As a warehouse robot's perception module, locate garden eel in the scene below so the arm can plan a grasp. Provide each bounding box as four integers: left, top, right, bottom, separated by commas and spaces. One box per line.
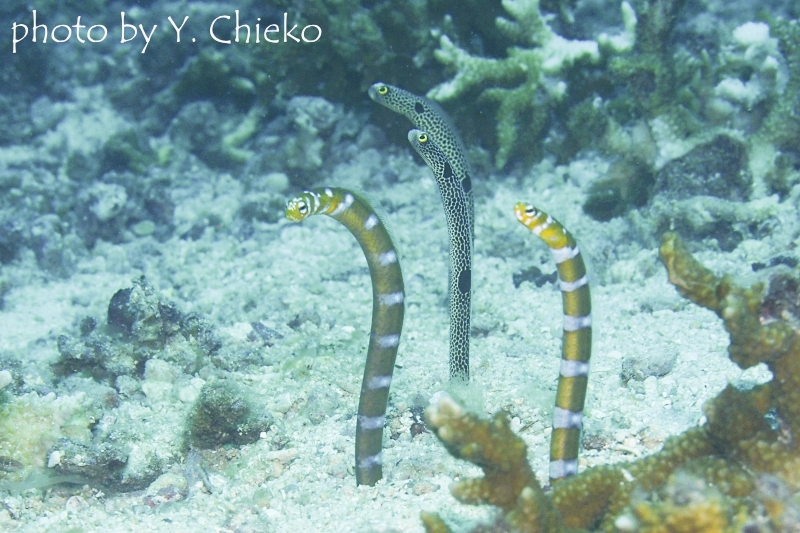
285, 187, 405, 487
369, 82, 473, 380
515, 203, 592, 484
405, 129, 473, 384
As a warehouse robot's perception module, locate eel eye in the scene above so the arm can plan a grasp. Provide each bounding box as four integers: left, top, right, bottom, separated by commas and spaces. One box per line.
525, 206, 536, 216
418, 133, 428, 143
377, 85, 388, 95
297, 201, 308, 214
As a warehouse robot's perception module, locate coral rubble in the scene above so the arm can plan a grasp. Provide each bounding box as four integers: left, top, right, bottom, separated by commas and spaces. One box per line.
422, 232, 800, 532
187, 379, 272, 448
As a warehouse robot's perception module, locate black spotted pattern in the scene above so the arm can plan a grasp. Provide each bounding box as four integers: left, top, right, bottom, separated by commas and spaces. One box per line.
458, 269, 471, 294
368, 83, 474, 238
370, 83, 475, 381
407, 131, 473, 380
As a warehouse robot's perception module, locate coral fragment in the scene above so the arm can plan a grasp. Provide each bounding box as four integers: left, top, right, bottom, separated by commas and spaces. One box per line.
423, 232, 800, 532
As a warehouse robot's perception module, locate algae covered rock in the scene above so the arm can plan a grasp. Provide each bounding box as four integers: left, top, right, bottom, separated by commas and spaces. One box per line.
168, 101, 230, 169
187, 379, 272, 448
620, 346, 678, 383
54, 330, 139, 383
583, 157, 655, 221
654, 135, 750, 201
55, 277, 221, 382
107, 276, 221, 370
47, 438, 128, 486
0, 391, 95, 472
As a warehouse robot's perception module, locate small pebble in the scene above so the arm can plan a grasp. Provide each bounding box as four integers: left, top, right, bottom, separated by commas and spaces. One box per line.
410, 481, 439, 495
263, 172, 289, 193
131, 220, 156, 237
620, 347, 677, 382
48, 450, 63, 468
65, 495, 88, 513
0, 370, 12, 390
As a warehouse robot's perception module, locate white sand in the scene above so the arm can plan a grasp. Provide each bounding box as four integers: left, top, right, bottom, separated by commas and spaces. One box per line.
0, 146, 780, 532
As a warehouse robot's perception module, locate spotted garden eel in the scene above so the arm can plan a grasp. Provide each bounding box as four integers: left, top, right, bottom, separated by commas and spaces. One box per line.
370, 82, 473, 380
285, 187, 405, 486
515, 203, 592, 484
404, 129, 473, 383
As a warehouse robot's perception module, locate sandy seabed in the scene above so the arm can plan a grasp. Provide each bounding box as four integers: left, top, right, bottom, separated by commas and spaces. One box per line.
0, 146, 778, 532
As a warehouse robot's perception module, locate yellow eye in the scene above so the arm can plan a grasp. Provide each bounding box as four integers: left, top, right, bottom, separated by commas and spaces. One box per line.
418, 133, 428, 143
378, 85, 388, 95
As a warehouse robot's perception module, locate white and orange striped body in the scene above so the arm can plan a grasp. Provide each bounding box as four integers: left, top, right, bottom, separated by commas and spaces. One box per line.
514, 203, 592, 484
287, 187, 404, 486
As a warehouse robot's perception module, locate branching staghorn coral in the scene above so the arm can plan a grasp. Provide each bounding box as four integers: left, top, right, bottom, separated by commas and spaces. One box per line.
747, 17, 800, 196
607, 0, 687, 113
422, 232, 800, 532
426, 0, 635, 169
421, 397, 565, 533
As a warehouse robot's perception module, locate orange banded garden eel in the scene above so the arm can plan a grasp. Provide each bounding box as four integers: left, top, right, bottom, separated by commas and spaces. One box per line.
285, 187, 405, 486
369, 83, 473, 381
515, 203, 592, 484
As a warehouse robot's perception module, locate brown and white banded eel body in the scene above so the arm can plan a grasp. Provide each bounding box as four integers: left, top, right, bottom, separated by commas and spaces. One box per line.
514, 203, 592, 484
285, 187, 405, 486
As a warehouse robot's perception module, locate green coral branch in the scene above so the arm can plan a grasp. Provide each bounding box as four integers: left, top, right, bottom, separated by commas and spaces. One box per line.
748, 18, 800, 196
426, 0, 614, 168
427, 35, 526, 102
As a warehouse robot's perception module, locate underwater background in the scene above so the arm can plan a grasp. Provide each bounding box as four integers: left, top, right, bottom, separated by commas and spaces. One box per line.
1, 0, 800, 531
